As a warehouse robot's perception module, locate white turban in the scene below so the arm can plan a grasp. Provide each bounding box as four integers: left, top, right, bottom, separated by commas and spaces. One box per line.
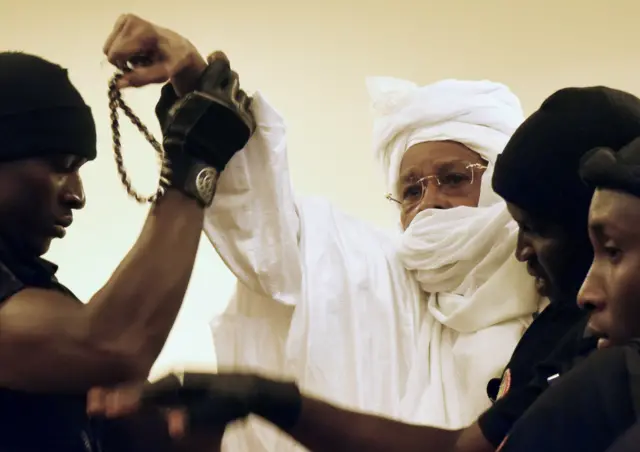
366, 76, 524, 207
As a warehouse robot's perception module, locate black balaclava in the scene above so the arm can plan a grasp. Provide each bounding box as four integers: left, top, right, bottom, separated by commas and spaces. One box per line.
0, 51, 97, 162
492, 86, 640, 231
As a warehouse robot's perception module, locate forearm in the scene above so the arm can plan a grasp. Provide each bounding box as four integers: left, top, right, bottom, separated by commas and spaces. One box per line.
138, 374, 463, 452
86, 189, 204, 377
281, 396, 461, 452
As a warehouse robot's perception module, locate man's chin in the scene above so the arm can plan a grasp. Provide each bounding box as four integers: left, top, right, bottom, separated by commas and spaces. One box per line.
534, 276, 550, 297
30, 236, 53, 257
1, 231, 52, 258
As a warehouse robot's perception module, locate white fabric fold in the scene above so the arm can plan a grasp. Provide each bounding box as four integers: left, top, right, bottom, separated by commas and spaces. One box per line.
399, 204, 516, 296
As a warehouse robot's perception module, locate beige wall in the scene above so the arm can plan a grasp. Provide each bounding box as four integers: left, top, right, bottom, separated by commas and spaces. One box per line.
1, 0, 638, 377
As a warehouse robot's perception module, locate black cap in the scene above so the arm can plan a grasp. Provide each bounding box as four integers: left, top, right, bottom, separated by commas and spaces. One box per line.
492, 86, 640, 227
0, 52, 97, 161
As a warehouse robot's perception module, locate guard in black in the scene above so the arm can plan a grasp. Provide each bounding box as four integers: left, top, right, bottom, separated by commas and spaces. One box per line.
0, 15, 254, 452
496, 136, 640, 451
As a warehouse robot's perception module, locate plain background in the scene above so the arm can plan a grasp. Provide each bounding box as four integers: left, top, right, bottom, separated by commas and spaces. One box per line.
1, 0, 639, 378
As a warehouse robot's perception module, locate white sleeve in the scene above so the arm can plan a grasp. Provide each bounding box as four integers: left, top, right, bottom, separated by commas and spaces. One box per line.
203, 92, 302, 306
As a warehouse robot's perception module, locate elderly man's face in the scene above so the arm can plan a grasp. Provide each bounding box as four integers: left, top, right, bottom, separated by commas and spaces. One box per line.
578, 188, 640, 348
397, 141, 486, 230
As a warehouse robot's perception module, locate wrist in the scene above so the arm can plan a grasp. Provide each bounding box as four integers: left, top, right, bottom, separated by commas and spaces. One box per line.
250, 376, 302, 431
160, 187, 204, 208
164, 149, 219, 208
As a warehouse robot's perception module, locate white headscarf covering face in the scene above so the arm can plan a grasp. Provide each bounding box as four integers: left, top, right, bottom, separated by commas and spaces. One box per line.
367, 76, 525, 294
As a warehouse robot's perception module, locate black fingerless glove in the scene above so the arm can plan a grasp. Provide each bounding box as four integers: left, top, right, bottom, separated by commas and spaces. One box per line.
141, 373, 302, 432
251, 375, 303, 430
154, 56, 256, 206
155, 57, 255, 172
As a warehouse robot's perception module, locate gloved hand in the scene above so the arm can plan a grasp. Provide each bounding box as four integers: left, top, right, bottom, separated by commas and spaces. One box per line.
152, 51, 256, 206
140, 372, 302, 433
158, 51, 256, 173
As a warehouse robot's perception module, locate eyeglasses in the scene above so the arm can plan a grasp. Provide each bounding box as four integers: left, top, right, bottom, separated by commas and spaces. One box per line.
386, 162, 487, 208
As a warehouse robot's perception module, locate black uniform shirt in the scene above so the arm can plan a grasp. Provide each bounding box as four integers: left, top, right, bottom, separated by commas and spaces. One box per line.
477, 300, 596, 448
501, 342, 640, 452
0, 242, 102, 452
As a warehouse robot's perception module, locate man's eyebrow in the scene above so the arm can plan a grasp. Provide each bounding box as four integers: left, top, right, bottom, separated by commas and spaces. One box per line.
588, 218, 633, 243
588, 221, 606, 239
398, 169, 421, 185
431, 158, 472, 168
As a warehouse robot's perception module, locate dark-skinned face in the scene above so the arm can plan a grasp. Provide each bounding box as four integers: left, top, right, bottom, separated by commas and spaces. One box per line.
579, 188, 640, 348
0, 154, 87, 257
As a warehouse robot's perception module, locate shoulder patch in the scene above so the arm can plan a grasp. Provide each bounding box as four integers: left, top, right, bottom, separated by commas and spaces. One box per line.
497, 368, 512, 400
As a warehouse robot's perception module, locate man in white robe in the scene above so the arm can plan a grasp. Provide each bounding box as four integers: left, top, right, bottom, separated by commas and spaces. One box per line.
204, 76, 541, 451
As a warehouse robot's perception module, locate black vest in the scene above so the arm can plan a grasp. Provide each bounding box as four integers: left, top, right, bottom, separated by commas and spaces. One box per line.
0, 244, 103, 452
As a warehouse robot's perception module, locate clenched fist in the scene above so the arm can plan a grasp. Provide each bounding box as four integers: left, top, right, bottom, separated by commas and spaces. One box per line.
103, 14, 207, 95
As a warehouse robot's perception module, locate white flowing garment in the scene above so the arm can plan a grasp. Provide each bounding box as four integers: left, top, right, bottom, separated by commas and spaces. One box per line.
205, 79, 541, 451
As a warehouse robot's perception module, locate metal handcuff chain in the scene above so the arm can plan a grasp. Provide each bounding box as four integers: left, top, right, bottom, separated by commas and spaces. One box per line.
108, 72, 171, 204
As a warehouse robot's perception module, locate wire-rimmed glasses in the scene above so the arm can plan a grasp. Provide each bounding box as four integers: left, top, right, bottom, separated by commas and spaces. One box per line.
386, 162, 487, 208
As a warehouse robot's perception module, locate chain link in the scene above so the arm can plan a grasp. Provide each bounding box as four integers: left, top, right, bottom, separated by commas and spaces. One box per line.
108, 73, 172, 203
